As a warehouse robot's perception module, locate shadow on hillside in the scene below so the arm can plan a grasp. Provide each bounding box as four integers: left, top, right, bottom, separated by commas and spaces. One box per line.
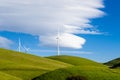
110, 63, 120, 69
66, 75, 87, 80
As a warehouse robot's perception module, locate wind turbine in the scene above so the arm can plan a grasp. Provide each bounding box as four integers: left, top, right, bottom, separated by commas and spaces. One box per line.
56, 26, 60, 56
23, 46, 30, 53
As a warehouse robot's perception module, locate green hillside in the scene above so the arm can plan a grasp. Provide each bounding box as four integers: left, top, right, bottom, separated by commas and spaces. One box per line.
0, 48, 71, 80
104, 58, 120, 69
33, 66, 120, 80
0, 71, 22, 80
47, 55, 103, 66
33, 56, 120, 80
0, 48, 120, 80
104, 58, 120, 67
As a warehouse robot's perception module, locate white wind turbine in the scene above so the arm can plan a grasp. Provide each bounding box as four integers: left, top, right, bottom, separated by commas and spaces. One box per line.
18, 37, 30, 53
23, 46, 30, 53
56, 26, 60, 56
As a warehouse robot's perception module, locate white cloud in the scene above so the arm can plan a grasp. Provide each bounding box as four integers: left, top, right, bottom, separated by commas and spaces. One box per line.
40, 33, 86, 49
0, 0, 105, 49
0, 36, 13, 48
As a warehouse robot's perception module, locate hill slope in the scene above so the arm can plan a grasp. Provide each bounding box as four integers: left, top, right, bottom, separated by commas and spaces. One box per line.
1, 49, 120, 80
0, 71, 22, 80
104, 58, 120, 68
0, 48, 71, 80
47, 55, 103, 66
33, 55, 120, 80
104, 58, 120, 66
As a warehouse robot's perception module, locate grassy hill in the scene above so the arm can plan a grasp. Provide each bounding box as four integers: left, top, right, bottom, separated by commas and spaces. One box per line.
104, 58, 120, 68
33, 66, 120, 80
104, 58, 120, 66
0, 48, 120, 80
0, 48, 71, 80
33, 56, 120, 80
47, 55, 103, 66
0, 71, 22, 80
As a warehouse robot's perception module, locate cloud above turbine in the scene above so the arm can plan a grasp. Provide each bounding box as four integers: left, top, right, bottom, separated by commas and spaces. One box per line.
0, 0, 105, 49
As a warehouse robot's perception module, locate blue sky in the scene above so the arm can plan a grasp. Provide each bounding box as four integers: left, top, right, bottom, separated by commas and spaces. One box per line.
80, 0, 120, 62
0, 0, 120, 62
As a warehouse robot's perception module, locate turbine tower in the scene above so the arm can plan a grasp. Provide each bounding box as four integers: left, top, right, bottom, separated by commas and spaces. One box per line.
57, 26, 60, 56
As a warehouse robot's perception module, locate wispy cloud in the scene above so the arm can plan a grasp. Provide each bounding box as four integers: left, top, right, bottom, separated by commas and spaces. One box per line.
0, 0, 105, 49
0, 36, 13, 48
29, 49, 92, 54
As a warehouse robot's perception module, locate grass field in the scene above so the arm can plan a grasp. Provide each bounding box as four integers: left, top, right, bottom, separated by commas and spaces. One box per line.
0, 48, 120, 80
47, 55, 103, 66
33, 66, 120, 80
104, 57, 120, 67
0, 48, 71, 80
33, 56, 120, 80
